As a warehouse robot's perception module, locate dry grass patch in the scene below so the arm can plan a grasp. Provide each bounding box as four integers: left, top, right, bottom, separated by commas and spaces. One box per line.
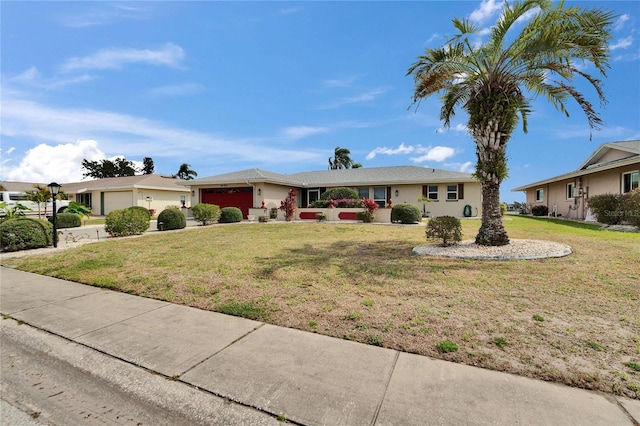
4, 217, 639, 399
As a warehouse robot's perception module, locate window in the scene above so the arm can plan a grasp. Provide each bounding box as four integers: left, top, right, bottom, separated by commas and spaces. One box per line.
78, 193, 92, 207
357, 188, 369, 199
425, 185, 438, 200
447, 185, 458, 200
373, 187, 386, 207
566, 182, 575, 200
536, 188, 544, 202
308, 189, 320, 205
622, 171, 639, 193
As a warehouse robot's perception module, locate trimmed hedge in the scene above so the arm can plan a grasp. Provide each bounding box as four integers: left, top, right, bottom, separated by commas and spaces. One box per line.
531, 205, 549, 217
157, 207, 186, 230
391, 203, 421, 224
106, 208, 151, 236
623, 188, 640, 228
128, 206, 151, 221
320, 187, 359, 201
191, 203, 221, 225
219, 207, 243, 223
0, 217, 53, 252
49, 212, 81, 228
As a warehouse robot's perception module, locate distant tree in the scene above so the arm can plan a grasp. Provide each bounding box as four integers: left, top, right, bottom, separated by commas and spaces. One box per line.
82, 158, 138, 179
142, 157, 155, 174
25, 184, 66, 218
174, 163, 198, 180
328, 147, 356, 170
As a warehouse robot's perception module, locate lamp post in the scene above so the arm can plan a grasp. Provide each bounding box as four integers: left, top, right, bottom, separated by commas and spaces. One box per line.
48, 182, 61, 248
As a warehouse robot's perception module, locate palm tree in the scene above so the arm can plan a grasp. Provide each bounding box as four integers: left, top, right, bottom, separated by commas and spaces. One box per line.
329, 147, 355, 170
174, 163, 198, 180
407, 0, 615, 246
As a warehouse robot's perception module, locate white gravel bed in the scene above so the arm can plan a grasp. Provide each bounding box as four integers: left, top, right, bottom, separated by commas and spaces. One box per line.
413, 239, 572, 260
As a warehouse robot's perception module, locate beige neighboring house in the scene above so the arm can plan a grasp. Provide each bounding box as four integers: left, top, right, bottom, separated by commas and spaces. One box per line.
185, 165, 482, 220
62, 174, 191, 216
512, 140, 640, 220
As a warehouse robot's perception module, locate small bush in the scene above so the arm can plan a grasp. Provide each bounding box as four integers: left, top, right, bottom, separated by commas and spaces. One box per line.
500, 202, 507, 216
356, 211, 375, 223
258, 215, 269, 223
587, 193, 623, 224
316, 213, 327, 221
426, 216, 462, 246
127, 206, 151, 221
49, 212, 81, 228
391, 203, 421, 224
279, 189, 297, 221
191, 203, 221, 225
219, 207, 243, 223
320, 187, 359, 201
270, 207, 278, 219
106, 208, 151, 236
311, 198, 364, 208
622, 188, 640, 228
531, 205, 549, 217
0, 217, 53, 252
157, 207, 186, 230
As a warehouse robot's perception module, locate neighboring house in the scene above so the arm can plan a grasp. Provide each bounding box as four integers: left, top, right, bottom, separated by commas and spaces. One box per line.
512, 140, 640, 220
61, 174, 191, 215
0, 181, 47, 192
185, 165, 482, 220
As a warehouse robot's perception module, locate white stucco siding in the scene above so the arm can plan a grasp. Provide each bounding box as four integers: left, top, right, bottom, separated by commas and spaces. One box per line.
103, 191, 133, 214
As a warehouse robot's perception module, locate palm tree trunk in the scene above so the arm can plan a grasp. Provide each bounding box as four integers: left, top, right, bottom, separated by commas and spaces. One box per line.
476, 180, 509, 246
473, 118, 510, 246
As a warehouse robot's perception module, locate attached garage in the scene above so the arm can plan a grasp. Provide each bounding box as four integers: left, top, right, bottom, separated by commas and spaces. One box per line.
201, 187, 253, 218
101, 191, 133, 215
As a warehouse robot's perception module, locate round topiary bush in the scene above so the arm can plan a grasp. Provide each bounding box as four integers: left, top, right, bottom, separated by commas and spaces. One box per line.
106, 208, 151, 236
127, 206, 151, 221
320, 187, 359, 201
191, 203, 221, 225
0, 217, 53, 252
391, 203, 421, 224
157, 207, 186, 230
219, 207, 243, 223
49, 212, 81, 228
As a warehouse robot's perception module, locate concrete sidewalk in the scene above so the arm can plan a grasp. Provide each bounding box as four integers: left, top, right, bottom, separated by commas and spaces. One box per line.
1, 266, 638, 425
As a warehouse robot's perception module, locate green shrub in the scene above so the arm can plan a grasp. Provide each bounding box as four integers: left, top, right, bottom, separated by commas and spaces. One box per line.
270, 207, 278, 219
127, 206, 151, 221
316, 213, 327, 221
320, 187, 359, 201
622, 188, 640, 228
587, 193, 623, 224
391, 203, 421, 224
426, 216, 462, 246
219, 207, 243, 223
0, 217, 53, 252
356, 211, 375, 223
436, 340, 459, 353
258, 215, 269, 223
531, 205, 549, 217
106, 208, 151, 236
49, 212, 81, 228
191, 203, 220, 225
157, 207, 186, 230
500, 202, 507, 216
61, 201, 92, 219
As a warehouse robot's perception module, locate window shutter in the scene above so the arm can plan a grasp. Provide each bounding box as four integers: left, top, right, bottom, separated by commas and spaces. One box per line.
387, 186, 392, 202
458, 183, 464, 200
422, 185, 428, 197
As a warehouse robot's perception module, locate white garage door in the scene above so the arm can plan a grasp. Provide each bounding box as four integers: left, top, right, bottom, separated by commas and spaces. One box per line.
103, 191, 133, 215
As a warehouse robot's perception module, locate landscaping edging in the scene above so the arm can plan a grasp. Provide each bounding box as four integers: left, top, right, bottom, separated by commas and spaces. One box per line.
413, 239, 572, 260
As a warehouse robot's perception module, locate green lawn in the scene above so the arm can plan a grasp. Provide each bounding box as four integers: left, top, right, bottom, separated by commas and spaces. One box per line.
4, 216, 639, 399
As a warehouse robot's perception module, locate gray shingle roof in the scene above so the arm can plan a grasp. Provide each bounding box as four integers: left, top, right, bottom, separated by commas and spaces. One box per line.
189, 166, 476, 188
61, 174, 190, 193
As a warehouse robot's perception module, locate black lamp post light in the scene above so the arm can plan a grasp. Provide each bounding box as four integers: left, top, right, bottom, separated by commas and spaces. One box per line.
48, 182, 61, 248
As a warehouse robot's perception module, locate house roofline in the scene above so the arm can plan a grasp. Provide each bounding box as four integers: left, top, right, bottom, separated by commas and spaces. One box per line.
512, 155, 639, 192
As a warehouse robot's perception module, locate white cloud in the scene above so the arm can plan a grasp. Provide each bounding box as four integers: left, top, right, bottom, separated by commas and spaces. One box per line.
9, 67, 96, 90
278, 7, 302, 15
322, 76, 357, 88
58, 4, 149, 28
319, 87, 388, 109
445, 161, 474, 173
610, 36, 633, 51
615, 14, 630, 31
469, 0, 503, 25
366, 143, 414, 160
411, 146, 456, 163
282, 126, 329, 140
61, 43, 185, 72
2, 140, 106, 183
13, 67, 39, 82
148, 83, 204, 96
436, 123, 469, 134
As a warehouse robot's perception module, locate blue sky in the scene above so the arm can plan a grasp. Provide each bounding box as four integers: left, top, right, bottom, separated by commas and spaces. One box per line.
1, 1, 638, 202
